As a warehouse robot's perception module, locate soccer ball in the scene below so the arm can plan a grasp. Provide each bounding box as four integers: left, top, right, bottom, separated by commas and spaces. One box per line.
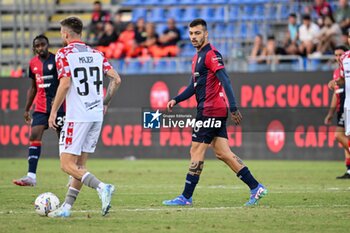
34, 192, 60, 216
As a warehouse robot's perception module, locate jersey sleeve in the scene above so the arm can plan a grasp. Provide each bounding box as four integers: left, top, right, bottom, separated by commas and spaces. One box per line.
102, 56, 112, 74
205, 50, 225, 73
55, 49, 71, 80
28, 62, 35, 79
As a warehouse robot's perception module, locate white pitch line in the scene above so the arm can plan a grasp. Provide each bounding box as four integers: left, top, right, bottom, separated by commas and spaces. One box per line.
1, 204, 350, 215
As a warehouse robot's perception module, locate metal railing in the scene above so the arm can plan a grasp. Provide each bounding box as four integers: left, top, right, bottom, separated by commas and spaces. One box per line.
111, 55, 336, 75
0, 0, 54, 76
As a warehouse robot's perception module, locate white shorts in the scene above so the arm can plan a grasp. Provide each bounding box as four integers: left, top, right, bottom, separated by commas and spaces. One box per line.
59, 121, 102, 156
345, 107, 350, 136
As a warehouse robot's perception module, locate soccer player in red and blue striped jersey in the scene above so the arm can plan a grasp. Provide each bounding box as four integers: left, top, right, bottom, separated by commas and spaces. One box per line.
163, 19, 267, 206
324, 46, 350, 179
13, 35, 65, 187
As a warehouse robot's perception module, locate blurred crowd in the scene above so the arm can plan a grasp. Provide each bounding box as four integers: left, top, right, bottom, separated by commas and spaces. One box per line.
88, 0, 350, 63
87, 1, 181, 59
250, 0, 350, 62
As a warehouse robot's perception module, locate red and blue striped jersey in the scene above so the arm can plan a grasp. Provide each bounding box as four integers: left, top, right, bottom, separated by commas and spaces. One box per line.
191, 43, 227, 117
28, 53, 64, 113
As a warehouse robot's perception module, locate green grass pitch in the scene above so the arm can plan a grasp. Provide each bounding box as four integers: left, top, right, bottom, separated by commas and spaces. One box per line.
0, 159, 349, 233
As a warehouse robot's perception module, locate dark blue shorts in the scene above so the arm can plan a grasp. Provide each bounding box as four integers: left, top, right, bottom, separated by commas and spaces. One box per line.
32, 111, 65, 132
191, 116, 227, 144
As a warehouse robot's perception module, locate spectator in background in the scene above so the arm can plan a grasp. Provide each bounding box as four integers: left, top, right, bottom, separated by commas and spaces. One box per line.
87, 1, 111, 44
261, 35, 286, 64
108, 22, 136, 59
298, 14, 320, 56
159, 18, 181, 57
96, 21, 118, 47
308, 0, 333, 27
135, 18, 147, 47
142, 22, 162, 58
284, 13, 299, 55
334, 0, 350, 43
250, 34, 265, 63
113, 11, 127, 37
315, 15, 343, 54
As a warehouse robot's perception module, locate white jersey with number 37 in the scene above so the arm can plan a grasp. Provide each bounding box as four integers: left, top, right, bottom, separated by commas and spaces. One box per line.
56, 42, 112, 122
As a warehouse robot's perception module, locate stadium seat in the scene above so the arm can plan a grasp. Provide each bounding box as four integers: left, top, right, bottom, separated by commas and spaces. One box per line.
124, 60, 142, 74
195, 0, 211, 4
213, 23, 226, 39
252, 22, 260, 35
180, 43, 195, 57
213, 7, 225, 22
225, 23, 235, 38
156, 23, 168, 36
200, 7, 215, 22
167, 7, 182, 22
149, 8, 166, 23
209, 0, 226, 4
132, 8, 147, 22
159, 0, 178, 4
239, 22, 247, 39
229, 6, 239, 21
182, 7, 199, 22
242, 5, 254, 20
143, 0, 161, 5
254, 5, 265, 20
121, 0, 143, 6
266, 4, 277, 20
179, 0, 195, 5
154, 60, 170, 73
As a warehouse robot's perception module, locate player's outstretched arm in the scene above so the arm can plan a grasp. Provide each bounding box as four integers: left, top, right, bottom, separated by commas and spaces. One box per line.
168, 77, 195, 112
103, 68, 122, 114
49, 76, 71, 129
24, 78, 37, 124
216, 68, 242, 125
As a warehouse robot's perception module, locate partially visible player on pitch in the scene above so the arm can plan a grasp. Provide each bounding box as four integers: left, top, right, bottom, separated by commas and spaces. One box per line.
162, 18, 267, 207
47, 16, 121, 217
324, 45, 350, 179
13, 35, 65, 187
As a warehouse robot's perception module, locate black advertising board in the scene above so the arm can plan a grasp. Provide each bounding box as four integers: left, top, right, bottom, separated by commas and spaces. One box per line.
0, 71, 343, 160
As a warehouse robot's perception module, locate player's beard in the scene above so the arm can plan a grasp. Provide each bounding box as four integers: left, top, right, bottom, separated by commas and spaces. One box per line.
62, 40, 68, 47
192, 37, 205, 49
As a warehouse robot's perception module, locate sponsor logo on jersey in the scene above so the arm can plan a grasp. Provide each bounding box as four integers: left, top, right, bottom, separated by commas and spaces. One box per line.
84, 99, 101, 110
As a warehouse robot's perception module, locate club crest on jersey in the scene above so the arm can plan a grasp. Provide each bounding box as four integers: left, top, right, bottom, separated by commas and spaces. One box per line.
48, 64, 53, 70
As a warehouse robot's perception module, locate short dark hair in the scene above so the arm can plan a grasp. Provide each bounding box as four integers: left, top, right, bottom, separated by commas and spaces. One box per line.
289, 13, 297, 18
267, 35, 275, 40
60, 16, 83, 35
302, 14, 311, 20
334, 45, 349, 52
189, 18, 207, 30
94, 1, 101, 5
32, 34, 49, 48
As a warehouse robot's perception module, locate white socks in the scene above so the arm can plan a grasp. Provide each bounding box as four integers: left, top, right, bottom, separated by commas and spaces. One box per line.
27, 172, 36, 179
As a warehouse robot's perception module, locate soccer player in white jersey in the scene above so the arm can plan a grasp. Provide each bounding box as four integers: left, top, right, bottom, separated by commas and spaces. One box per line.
47, 16, 121, 218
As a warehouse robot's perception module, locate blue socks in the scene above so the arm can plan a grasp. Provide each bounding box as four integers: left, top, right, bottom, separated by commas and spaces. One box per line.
182, 173, 200, 199
237, 167, 259, 190
28, 141, 41, 175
